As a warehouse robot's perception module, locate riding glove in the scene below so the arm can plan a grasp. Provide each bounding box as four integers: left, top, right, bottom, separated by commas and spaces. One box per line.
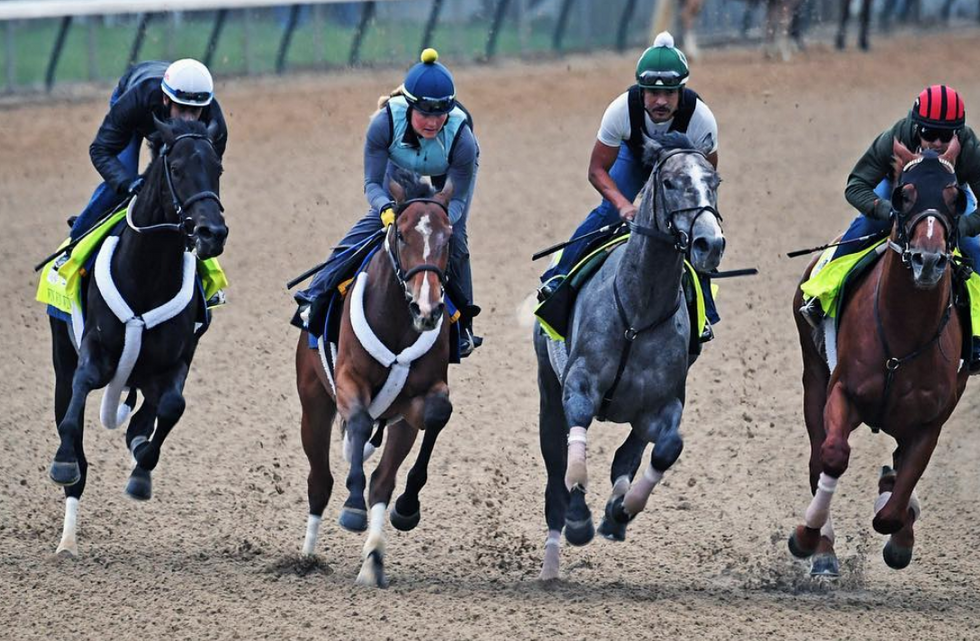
870, 198, 893, 221
380, 203, 396, 228
123, 177, 145, 196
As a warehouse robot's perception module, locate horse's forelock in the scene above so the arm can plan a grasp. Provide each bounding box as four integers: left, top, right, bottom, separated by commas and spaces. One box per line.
642, 132, 697, 168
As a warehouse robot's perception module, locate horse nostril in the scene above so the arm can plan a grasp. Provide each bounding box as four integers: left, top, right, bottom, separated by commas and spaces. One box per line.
409, 302, 421, 317
693, 237, 710, 255
911, 253, 925, 266
197, 226, 214, 241
433, 302, 445, 318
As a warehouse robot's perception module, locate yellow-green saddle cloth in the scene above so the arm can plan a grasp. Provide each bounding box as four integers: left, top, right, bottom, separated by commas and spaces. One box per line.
36, 207, 228, 332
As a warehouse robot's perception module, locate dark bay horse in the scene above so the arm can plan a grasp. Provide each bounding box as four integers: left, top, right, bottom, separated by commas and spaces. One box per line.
789, 139, 968, 576
48, 117, 227, 556
533, 134, 725, 580
295, 174, 454, 588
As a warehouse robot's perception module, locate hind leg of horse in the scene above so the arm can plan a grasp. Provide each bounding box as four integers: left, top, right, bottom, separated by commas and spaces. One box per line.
121, 400, 156, 501
873, 429, 938, 538
391, 386, 453, 532
560, 368, 600, 548
297, 337, 337, 554
876, 464, 918, 570
127, 362, 190, 501
50, 334, 111, 487
615, 399, 684, 523
536, 339, 571, 580
355, 421, 418, 588
598, 430, 646, 542
789, 380, 859, 572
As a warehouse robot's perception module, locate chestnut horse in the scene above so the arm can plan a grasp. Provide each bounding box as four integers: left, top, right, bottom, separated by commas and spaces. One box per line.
789, 139, 969, 576
295, 174, 454, 587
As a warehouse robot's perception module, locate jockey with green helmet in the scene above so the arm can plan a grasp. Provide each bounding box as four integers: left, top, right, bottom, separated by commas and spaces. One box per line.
69, 59, 228, 241
296, 49, 482, 356
539, 32, 720, 335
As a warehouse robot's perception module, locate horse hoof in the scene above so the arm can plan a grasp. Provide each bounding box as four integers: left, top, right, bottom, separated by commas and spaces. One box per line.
125, 467, 152, 501
609, 495, 635, 525
597, 517, 626, 542
49, 461, 80, 487
883, 540, 913, 570
810, 553, 840, 578
564, 486, 594, 547
355, 551, 388, 588
389, 504, 420, 532
787, 528, 817, 559
338, 507, 368, 532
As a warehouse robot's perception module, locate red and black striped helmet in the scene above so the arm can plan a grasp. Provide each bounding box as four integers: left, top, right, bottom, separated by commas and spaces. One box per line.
912, 85, 966, 130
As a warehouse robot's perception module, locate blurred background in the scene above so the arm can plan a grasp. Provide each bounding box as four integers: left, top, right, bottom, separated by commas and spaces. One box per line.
3, 0, 979, 95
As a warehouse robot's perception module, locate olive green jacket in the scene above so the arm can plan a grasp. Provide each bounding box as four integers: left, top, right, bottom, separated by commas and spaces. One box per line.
844, 114, 980, 235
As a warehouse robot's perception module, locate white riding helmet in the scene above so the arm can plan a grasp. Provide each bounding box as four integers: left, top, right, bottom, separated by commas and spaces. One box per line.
162, 59, 214, 107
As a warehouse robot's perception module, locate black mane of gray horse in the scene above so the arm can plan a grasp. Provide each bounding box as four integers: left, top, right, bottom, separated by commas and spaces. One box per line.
47, 116, 227, 556
534, 135, 724, 580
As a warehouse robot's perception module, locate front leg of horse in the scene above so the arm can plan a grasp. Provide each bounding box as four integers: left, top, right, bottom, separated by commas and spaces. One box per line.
128, 363, 189, 501
339, 408, 373, 532
606, 400, 684, 529
50, 347, 111, 486
598, 430, 646, 542
561, 372, 599, 547
788, 381, 859, 577
391, 388, 452, 532
875, 465, 919, 570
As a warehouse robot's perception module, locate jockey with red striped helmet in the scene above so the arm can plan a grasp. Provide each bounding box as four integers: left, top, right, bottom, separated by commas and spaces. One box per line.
801, 85, 980, 363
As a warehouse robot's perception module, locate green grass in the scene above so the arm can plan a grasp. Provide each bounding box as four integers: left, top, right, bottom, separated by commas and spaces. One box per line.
0, 11, 623, 91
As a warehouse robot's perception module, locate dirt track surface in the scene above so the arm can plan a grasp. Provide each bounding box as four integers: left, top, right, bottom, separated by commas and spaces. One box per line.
3, 33, 980, 641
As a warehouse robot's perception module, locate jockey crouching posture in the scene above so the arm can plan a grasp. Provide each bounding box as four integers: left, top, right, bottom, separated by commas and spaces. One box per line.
800, 85, 980, 368
70, 58, 229, 306
538, 31, 721, 340
295, 49, 482, 356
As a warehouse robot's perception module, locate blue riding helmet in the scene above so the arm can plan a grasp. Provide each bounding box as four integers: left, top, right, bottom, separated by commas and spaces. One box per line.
402, 48, 456, 116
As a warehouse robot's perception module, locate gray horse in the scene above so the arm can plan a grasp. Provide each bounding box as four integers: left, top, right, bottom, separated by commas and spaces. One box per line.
533, 134, 725, 580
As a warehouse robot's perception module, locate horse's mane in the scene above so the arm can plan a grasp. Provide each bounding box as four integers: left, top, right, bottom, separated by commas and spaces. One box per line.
391, 167, 436, 202
642, 132, 697, 167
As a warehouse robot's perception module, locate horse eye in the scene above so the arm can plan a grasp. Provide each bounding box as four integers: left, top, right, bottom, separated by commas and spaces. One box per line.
664, 179, 675, 189
396, 231, 405, 242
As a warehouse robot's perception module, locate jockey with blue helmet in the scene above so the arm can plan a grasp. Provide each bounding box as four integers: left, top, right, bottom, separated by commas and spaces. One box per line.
537, 32, 721, 339
69, 59, 228, 241
296, 49, 482, 356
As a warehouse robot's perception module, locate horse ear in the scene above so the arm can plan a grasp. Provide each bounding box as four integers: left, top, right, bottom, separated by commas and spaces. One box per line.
941, 133, 962, 165
891, 137, 915, 181
435, 178, 454, 207
388, 177, 406, 205
154, 114, 175, 146
642, 138, 665, 168
207, 118, 221, 144
892, 183, 915, 215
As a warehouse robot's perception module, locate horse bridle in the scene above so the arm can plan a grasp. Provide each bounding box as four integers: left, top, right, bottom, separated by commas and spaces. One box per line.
127, 132, 224, 241
385, 198, 450, 297
627, 148, 724, 256
888, 206, 958, 267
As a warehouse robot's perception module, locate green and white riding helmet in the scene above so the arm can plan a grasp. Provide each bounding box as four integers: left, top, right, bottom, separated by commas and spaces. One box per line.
635, 31, 689, 90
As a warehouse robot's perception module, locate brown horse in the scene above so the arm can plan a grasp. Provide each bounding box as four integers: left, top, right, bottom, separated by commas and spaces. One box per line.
295, 175, 454, 587
789, 138, 969, 577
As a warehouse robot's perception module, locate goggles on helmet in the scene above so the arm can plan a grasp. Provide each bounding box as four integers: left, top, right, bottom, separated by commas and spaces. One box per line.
163, 81, 212, 106
409, 95, 455, 115
918, 126, 957, 143
637, 70, 684, 88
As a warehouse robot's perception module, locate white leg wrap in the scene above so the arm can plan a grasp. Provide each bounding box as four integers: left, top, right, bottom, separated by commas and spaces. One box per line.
874, 490, 921, 521
611, 475, 631, 498
56, 497, 79, 556
565, 427, 588, 490
540, 529, 561, 580
623, 464, 664, 516
874, 490, 892, 516
302, 514, 322, 556
363, 503, 387, 557
820, 514, 835, 545
804, 472, 838, 529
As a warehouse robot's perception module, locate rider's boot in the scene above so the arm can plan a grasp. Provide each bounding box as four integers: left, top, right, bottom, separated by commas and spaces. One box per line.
537, 275, 566, 303
799, 296, 825, 330
459, 317, 483, 358
699, 323, 715, 343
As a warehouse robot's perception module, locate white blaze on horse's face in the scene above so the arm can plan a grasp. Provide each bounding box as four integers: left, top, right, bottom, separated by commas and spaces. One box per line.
400, 209, 448, 333
679, 156, 725, 273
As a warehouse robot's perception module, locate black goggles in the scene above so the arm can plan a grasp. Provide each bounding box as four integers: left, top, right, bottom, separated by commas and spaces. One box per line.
918, 126, 957, 143
163, 82, 211, 105
637, 70, 684, 88
411, 96, 455, 115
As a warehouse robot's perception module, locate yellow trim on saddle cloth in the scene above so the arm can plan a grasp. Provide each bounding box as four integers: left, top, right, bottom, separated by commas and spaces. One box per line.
36, 206, 229, 314
534, 234, 710, 341
800, 239, 980, 339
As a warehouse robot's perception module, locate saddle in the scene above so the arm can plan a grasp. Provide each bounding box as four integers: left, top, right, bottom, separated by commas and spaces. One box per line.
800, 238, 978, 364
535, 230, 709, 356
295, 230, 465, 364
36, 207, 226, 340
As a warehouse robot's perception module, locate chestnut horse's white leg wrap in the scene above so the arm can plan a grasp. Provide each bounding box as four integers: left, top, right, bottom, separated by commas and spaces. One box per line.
805, 472, 838, 530
564, 427, 588, 491
873, 489, 921, 521
820, 514, 835, 545
356, 503, 388, 586
623, 464, 664, 516
302, 514, 322, 556
56, 497, 79, 556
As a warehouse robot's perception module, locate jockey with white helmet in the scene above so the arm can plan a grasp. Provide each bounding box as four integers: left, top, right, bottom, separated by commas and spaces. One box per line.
69, 58, 228, 241
296, 49, 482, 356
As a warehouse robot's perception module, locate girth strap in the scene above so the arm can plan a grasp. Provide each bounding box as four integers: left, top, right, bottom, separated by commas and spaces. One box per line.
598, 281, 682, 420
